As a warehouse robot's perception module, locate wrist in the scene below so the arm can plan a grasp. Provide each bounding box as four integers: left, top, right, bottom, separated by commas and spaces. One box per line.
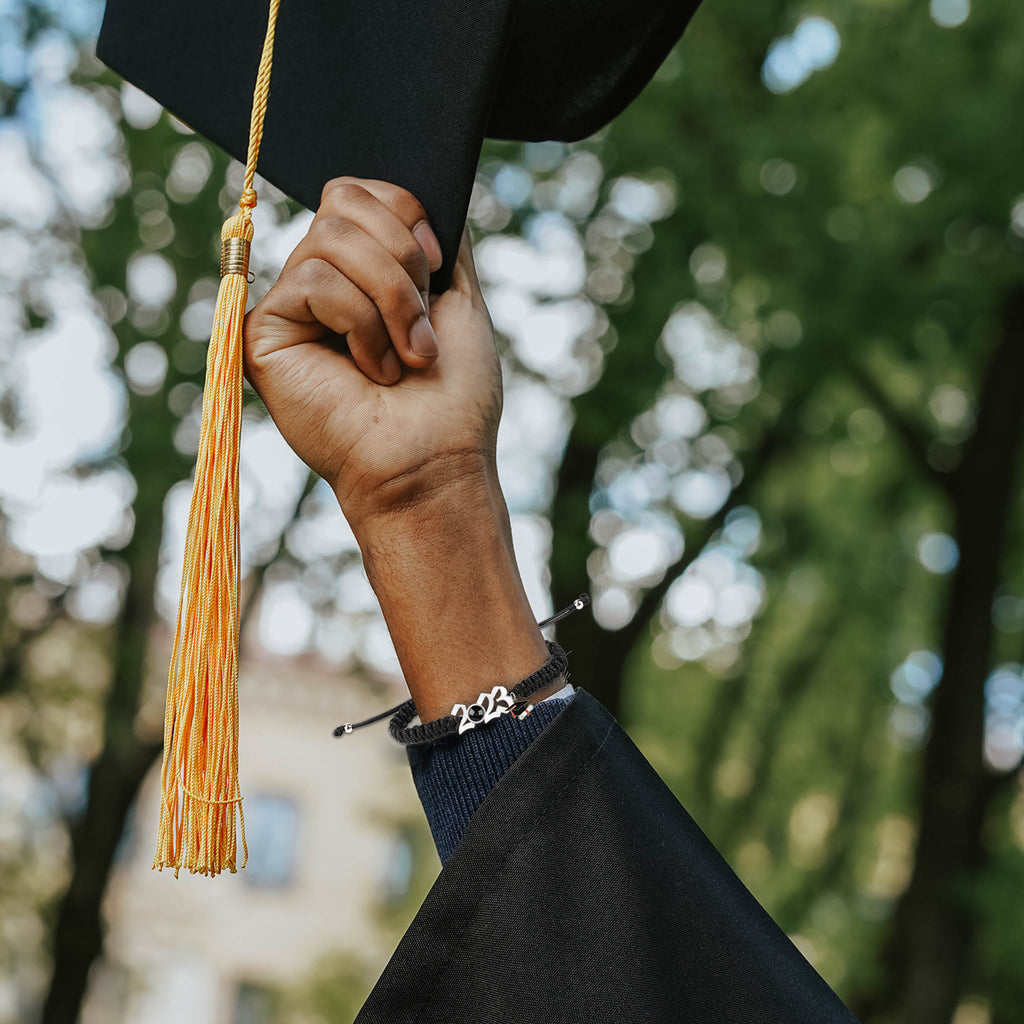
352, 461, 508, 566
344, 469, 550, 722
334, 449, 498, 541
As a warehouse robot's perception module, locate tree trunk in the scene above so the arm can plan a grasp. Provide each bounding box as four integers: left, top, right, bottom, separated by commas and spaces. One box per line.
41, 736, 161, 1024
40, 397, 171, 1024
865, 289, 1024, 1024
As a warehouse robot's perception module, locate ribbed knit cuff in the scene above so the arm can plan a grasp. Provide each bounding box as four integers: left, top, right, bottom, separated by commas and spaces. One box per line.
408, 694, 574, 864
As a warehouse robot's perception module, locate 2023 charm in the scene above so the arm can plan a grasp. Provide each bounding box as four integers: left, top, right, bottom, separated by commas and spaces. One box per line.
452, 685, 535, 734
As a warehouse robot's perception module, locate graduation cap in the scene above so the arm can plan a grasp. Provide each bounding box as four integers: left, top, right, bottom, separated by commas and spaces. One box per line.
97, 0, 700, 293
95, 0, 702, 876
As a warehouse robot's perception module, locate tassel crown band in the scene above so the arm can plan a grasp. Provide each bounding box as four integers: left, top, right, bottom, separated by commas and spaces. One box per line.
221, 237, 252, 278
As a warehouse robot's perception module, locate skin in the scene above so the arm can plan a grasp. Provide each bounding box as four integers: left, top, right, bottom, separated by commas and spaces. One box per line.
243, 176, 562, 722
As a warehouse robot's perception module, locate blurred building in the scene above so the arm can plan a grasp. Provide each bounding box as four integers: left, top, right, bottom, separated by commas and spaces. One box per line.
80, 649, 430, 1024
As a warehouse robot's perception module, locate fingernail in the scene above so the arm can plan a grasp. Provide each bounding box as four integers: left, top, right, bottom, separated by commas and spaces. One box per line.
420, 290, 430, 314
409, 315, 438, 358
413, 220, 442, 270
380, 347, 401, 382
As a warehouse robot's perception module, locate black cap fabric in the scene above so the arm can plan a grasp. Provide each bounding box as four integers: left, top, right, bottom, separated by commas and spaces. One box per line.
96, 0, 701, 293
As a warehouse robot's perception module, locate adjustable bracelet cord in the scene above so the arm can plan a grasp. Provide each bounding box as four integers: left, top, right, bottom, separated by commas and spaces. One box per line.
333, 593, 590, 739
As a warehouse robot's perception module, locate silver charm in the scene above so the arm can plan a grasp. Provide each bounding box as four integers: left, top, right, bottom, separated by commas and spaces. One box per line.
452, 685, 516, 734
510, 700, 534, 720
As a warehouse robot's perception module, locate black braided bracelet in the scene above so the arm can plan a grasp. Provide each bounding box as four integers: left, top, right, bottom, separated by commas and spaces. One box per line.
333, 594, 589, 744
388, 639, 569, 746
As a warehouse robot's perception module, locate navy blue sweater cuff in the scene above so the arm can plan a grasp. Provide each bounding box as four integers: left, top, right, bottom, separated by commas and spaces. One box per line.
407, 696, 574, 864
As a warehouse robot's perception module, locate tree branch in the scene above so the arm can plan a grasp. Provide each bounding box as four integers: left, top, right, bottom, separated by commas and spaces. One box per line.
618, 422, 788, 658
845, 359, 952, 495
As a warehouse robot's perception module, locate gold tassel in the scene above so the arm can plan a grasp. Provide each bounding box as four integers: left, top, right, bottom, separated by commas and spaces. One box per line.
154, 0, 281, 877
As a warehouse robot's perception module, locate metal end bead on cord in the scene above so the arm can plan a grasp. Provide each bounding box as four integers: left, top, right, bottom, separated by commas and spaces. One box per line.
221, 237, 251, 278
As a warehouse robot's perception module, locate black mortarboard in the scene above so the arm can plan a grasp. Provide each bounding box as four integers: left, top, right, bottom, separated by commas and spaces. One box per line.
96, 0, 701, 293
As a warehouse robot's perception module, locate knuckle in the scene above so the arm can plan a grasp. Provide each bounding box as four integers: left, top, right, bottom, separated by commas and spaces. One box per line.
241, 305, 282, 379
312, 213, 358, 247
393, 187, 427, 225
371, 265, 419, 321
396, 236, 428, 276
342, 289, 381, 338
367, 180, 426, 227
373, 295, 407, 331
320, 177, 370, 209
319, 177, 343, 205
294, 256, 334, 290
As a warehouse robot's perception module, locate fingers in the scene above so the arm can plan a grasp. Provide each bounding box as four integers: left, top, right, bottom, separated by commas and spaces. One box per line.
285, 177, 443, 288
306, 218, 440, 364
333, 178, 444, 274
249, 257, 402, 386
270, 177, 444, 378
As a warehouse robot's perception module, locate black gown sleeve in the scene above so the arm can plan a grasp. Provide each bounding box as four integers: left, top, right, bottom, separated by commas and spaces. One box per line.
407, 691, 575, 863
356, 689, 860, 1024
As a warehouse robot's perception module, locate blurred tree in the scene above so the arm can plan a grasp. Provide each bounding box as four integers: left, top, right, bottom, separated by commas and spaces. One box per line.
0, 7, 338, 1020
537, 1, 1024, 1022
2, 0, 1024, 1023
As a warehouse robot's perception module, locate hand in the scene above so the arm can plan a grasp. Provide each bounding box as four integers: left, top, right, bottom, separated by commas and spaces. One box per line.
242, 176, 555, 720
243, 176, 502, 533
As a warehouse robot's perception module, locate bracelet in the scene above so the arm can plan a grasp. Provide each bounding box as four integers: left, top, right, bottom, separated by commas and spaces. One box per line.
333, 594, 589, 744
388, 639, 568, 746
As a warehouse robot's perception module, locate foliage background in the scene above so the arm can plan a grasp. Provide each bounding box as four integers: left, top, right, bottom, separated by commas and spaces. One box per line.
1, 0, 1023, 1022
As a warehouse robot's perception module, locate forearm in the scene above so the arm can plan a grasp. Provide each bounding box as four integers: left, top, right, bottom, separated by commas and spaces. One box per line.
342, 465, 557, 722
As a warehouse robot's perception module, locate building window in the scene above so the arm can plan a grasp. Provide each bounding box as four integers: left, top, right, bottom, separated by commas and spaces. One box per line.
244, 793, 299, 888
232, 981, 279, 1024
379, 832, 414, 906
